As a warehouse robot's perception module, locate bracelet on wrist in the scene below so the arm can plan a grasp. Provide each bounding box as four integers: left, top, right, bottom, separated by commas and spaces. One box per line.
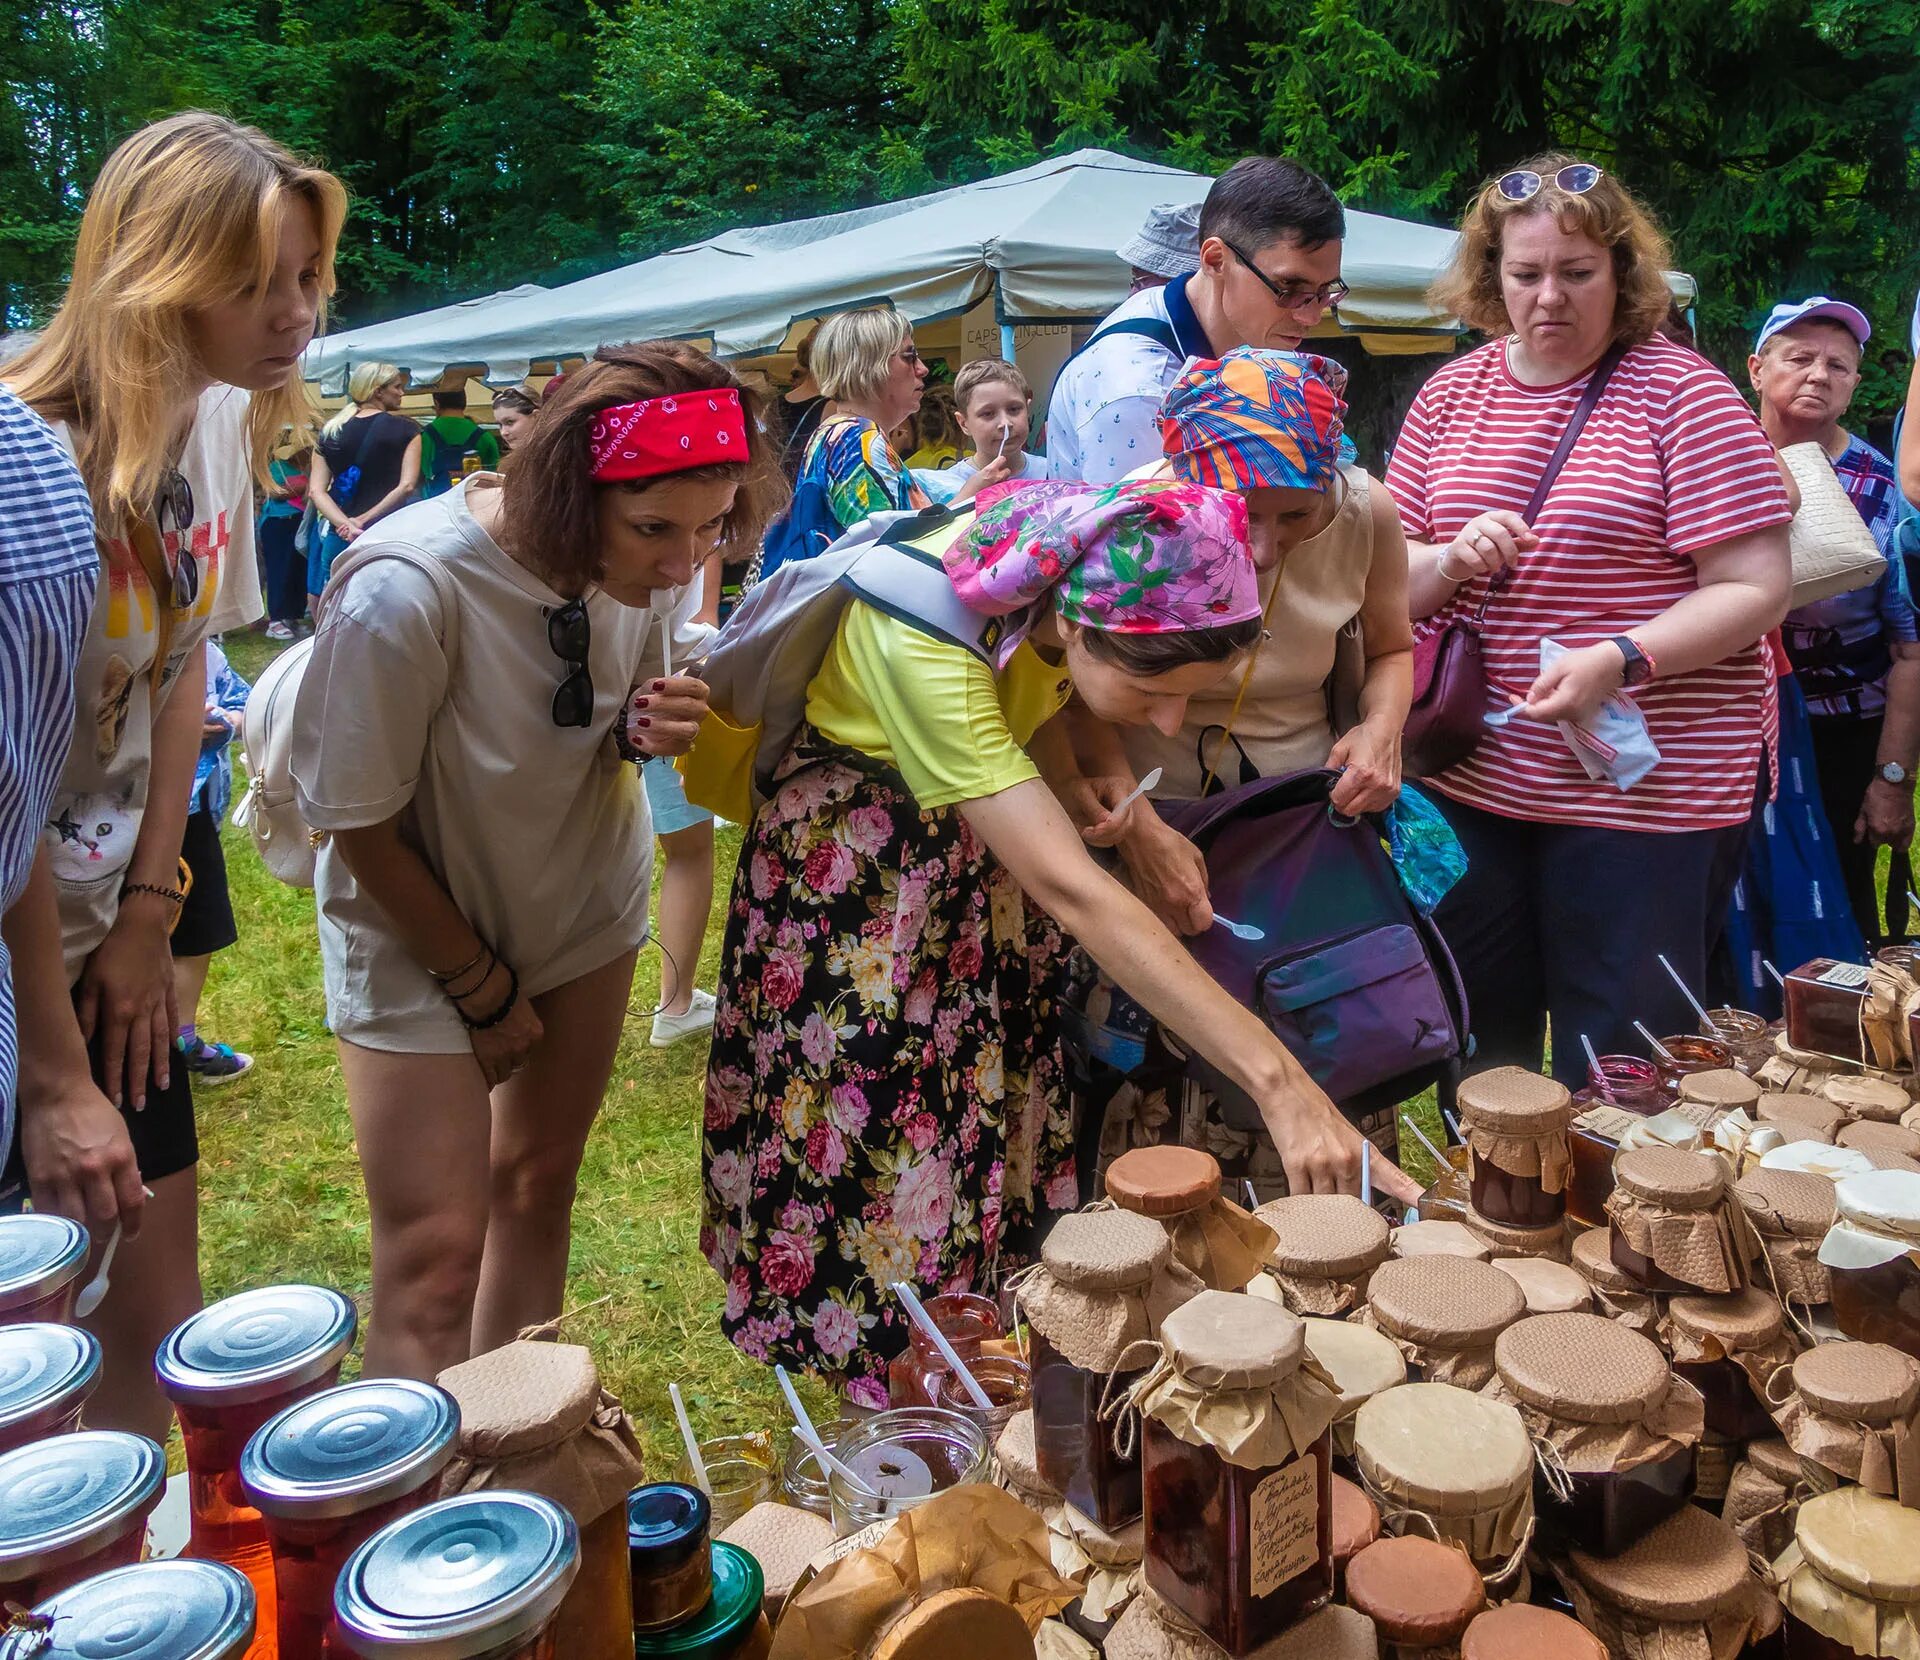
457, 964, 520, 1031
120, 881, 186, 909
430, 942, 490, 986
1435, 548, 1469, 584
441, 951, 498, 1003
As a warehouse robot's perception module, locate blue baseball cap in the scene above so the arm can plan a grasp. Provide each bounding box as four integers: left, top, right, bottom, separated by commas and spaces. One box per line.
1755, 296, 1872, 354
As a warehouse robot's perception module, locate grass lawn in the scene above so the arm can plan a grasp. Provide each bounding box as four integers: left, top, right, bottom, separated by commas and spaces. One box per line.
203, 629, 1448, 1469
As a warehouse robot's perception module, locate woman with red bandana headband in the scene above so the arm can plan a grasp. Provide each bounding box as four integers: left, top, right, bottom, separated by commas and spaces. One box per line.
290, 341, 784, 1378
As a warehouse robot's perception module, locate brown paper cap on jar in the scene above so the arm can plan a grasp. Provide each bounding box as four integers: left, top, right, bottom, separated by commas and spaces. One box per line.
994, 1409, 1048, 1497
1861, 1148, 1920, 1174
719, 1501, 835, 1614
1493, 1312, 1670, 1426
1792, 1340, 1920, 1424
1612, 1145, 1728, 1210
1457, 1067, 1572, 1136
1569, 1226, 1640, 1293
1366, 1255, 1527, 1349
1491, 1256, 1591, 1314
1758, 1092, 1846, 1141
1837, 1118, 1920, 1160
1330, 1472, 1381, 1565
1678, 1068, 1762, 1110
873, 1587, 1035, 1660
1744, 1436, 1804, 1487
1462, 1602, 1609, 1660
1345, 1535, 1485, 1644
1390, 1220, 1490, 1261
1109, 1595, 1375, 1660
1256, 1193, 1391, 1278
1353, 1382, 1533, 1516
1795, 1486, 1920, 1604
1105, 1146, 1221, 1218
1060, 1502, 1144, 1568
1819, 1074, 1912, 1123
1159, 1288, 1303, 1388
1463, 1210, 1569, 1261
1301, 1317, 1406, 1413
1667, 1287, 1786, 1351
1039, 1209, 1170, 1291
1569, 1502, 1752, 1620
1734, 1168, 1836, 1240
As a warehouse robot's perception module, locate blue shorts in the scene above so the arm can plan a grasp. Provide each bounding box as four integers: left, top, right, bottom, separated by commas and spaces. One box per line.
643, 756, 713, 834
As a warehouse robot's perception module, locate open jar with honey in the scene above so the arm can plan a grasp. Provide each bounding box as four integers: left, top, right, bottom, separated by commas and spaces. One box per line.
1457, 1068, 1572, 1229
238, 1377, 460, 1660
931, 1354, 1030, 1447
1775, 1487, 1920, 1660
1818, 1168, 1920, 1359
1105, 1145, 1276, 1293
1653, 1035, 1734, 1097
0, 1559, 256, 1659
0, 1429, 165, 1608
1605, 1146, 1755, 1294
0, 1322, 99, 1454
1135, 1291, 1337, 1656
886, 1292, 1001, 1409
332, 1492, 578, 1659
825, 1406, 990, 1538
1701, 1008, 1774, 1073
155, 1284, 358, 1656
0, 1215, 88, 1327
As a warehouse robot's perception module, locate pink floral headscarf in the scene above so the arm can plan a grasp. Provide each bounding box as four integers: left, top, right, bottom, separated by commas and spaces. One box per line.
943, 479, 1259, 668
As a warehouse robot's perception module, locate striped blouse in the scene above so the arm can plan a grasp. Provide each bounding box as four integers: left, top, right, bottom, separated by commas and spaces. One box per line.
1386, 336, 1792, 832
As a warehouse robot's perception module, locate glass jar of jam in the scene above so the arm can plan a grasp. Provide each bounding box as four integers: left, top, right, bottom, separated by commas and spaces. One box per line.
1025, 1209, 1197, 1531
1606, 1146, 1751, 1295
1107, 1144, 1278, 1294
0, 1321, 99, 1454
0, 1429, 165, 1608
1819, 1169, 1920, 1359
0, 1558, 256, 1659
931, 1354, 1030, 1448
0, 1214, 88, 1327
1777, 1340, 1920, 1501
156, 1284, 358, 1658
1254, 1194, 1390, 1317
1463, 1603, 1609, 1660
1839, 1118, 1920, 1163
677, 1433, 776, 1533
1414, 1141, 1474, 1224
1568, 1224, 1657, 1333
1137, 1291, 1336, 1655
1819, 1073, 1913, 1124
1359, 1255, 1526, 1389
626, 1483, 711, 1635
1758, 1091, 1845, 1145
777, 1418, 856, 1518
1488, 1312, 1698, 1558
332, 1493, 578, 1659
1735, 1167, 1835, 1309
886, 1292, 1001, 1408
1662, 1290, 1789, 1443
1565, 1502, 1767, 1660
1299, 1318, 1405, 1475
631, 1541, 769, 1660
1701, 1008, 1774, 1074
1573, 1053, 1667, 1113
1329, 1472, 1379, 1596
824, 1407, 990, 1538
1777, 1488, 1920, 1660
1344, 1534, 1484, 1658
1785, 958, 1875, 1063
1653, 1035, 1734, 1097
1567, 1083, 1666, 1229
1458, 1068, 1572, 1229
238, 1377, 459, 1660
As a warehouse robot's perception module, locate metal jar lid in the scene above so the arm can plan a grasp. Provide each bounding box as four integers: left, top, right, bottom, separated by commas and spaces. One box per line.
240, 1379, 460, 1520
0, 1559, 255, 1659
155, 1285, 357, 1406
0, 1430, 166, 1580
0, 1215, 88, 1313
0, 1322, 100, 1436
333, 1491, 580, 1657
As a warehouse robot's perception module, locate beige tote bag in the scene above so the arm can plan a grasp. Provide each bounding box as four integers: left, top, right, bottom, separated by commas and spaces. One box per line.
1781, 440, 1886, 607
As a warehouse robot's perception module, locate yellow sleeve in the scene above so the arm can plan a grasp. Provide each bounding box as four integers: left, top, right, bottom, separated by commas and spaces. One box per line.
807, 603, 1040, 809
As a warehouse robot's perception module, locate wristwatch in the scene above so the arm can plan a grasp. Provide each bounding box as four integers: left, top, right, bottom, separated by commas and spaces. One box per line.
1611, 635, 1654, 688
1880, 761, 1911, 787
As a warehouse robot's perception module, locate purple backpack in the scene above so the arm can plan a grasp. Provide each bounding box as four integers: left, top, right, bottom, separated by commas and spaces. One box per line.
1156, 767, 1467, 1124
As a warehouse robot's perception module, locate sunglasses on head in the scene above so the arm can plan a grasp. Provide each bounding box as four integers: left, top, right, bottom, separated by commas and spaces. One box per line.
1496, 164, 1604, 204
548, 598, 593, 728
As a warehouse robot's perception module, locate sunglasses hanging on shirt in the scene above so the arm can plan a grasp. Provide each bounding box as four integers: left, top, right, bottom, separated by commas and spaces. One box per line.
548, 597, 594, 727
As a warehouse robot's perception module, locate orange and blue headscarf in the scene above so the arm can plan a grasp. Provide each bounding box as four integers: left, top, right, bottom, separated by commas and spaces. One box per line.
1159, 348, 1349, 492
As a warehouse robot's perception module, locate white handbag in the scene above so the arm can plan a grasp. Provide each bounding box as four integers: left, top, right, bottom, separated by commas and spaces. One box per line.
1780, 440, 1886, 607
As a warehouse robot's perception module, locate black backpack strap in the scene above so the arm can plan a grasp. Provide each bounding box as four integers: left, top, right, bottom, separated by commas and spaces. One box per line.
1089, 315, 1179, 353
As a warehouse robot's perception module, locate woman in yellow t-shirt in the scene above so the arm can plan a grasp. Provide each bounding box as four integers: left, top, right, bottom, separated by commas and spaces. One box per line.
701, 479, 1414, 1403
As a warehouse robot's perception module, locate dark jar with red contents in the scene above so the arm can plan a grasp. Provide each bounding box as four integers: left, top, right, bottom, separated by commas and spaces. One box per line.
332, 1492, 579, 1660
1138, 1290, 1337, 1656
0, 1214, 89, 1329
0, 1429, 165, 1609
1784, 959, 1874, 1063
1606, 1146, 1749, 1296
0, 1322, 101, 1455
1567, 1059, 1666, 1228
886, 1292, 1001, 1408
239, 1377, 460, 1660
157, 1285, 358, 1660
1664, 1290, 1789, 1444
1, 1558, 260, 1659
1822, 1170, 1920, 1362
1458, 1068, 1572, 1229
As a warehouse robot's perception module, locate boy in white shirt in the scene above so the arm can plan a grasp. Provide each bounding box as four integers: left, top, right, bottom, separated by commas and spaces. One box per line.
916, 358, 1060, 504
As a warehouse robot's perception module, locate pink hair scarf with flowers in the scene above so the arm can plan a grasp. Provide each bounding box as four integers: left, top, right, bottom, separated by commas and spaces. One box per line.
588, 389, 748, 482
943, 478, 1260, 669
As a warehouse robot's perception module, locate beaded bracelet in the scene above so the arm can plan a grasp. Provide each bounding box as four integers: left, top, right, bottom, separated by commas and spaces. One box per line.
457, 964, 520, 1031
121, 880, 187, 908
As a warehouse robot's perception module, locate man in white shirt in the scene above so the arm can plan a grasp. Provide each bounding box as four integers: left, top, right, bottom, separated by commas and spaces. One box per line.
1050, 157, 1349, 483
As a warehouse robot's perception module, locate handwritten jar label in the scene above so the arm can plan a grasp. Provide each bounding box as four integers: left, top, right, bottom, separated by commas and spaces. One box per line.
1248, 1456, 1319, 1599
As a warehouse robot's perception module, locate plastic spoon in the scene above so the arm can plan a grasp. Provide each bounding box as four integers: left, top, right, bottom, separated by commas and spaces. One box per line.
668, 1383, 710, 1496
1763, 960, 1787, 989
1242, 1179, 1259, 1210
891, 1281, 992, 1409
1213, 914, 1266, 942
1580, 1034, 1615, 1103
73, 1186, 151, 1319
1656, 952, 1715, 1030
1634, 1020, 1676, 1063
774, 1364, 878, 1495
1107, 767, 1163, 821
1398, 1113, 1451, 1173
996, 420, 1012, 461
1441, 1108, 1463, 1144
1360, 1142, 1372, 1207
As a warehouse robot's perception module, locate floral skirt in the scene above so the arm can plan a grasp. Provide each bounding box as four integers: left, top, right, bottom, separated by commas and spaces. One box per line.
700, 729, 1076, 1405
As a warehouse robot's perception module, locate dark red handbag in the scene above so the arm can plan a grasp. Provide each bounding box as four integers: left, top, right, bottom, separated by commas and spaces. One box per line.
1401, 345, 1625, 779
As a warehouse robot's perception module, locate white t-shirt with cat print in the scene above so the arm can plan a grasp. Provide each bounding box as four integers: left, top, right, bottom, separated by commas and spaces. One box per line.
43, 386, 262, 978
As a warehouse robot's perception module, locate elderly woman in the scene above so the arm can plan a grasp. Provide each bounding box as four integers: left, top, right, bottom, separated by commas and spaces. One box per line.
1388, 156, 1793, 1085
701, 479, 1407, 1401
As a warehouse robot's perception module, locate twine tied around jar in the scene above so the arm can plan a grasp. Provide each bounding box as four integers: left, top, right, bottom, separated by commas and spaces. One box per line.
1354, 1470, 1538, 1597
1861, 960, 1920, 1073
1096, 1336, 1169, 1462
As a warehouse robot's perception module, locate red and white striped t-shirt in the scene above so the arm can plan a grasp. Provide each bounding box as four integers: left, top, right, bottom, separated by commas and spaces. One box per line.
1386, 336, 1792, 832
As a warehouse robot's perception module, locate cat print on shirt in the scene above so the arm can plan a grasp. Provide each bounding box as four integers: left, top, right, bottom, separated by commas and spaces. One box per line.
47, 786, 138, 886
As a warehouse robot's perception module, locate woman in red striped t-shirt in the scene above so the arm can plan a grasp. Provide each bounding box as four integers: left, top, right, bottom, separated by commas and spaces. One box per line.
1386, 156, 1792, 1088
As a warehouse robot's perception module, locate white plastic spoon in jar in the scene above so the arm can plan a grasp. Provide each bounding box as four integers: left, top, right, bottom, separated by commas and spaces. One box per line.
1633, 1020, 1676, 1063
891, 1281, 992, 1410
774, 1364, 879, 1496
668, 1382, 709, 1496
1655, 952, 1715, 1031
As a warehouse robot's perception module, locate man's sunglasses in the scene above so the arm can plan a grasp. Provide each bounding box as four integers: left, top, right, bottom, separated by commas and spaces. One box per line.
549, 598, 593, 728
1496, 164, 1604, 204
1220, 237, 1349, 312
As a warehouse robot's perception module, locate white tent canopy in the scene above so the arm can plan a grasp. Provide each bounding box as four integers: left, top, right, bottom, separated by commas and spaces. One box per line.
304, 150, 1484, 393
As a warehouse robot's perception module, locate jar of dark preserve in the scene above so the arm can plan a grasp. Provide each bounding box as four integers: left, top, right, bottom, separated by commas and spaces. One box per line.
1106, 1144, 1277, 1293
1573, 1053, 1667, 1112
1653, 1035, 1733, 1097
1784, 958, 1881, 1063
1605, 1146, 1753, 1295
0, 1430, 165, 1608
1819, 1072, 1912, 1124
1818, 1169, 1920, 1359
886, 1291, 1000, 1408
626, 1483, 711, 1635
238, 1377, 460, 1660
630, 1540, 769, 1660
1463, 1603, 1608, 1660
1776, 1488, 1920, 1660
1343, 1534, 1484, 1658
1661, 1290, 1792, 1443
0, 1214, 88, 1327
1775, 1340, 1920, 1502
1457, 1068, 1572, 1229
332, 1492, 579, 1659
1564, 1503, 1772, 1660
1136, 1291, 1337, 1656
0, 1322, 99, 1454
156, 1284, 358, 1657
0, 1558, 256, 1660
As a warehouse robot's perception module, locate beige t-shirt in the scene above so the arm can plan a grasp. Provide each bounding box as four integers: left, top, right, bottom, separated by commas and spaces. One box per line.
43, 386, 262, 978
291, 478, 704, 1052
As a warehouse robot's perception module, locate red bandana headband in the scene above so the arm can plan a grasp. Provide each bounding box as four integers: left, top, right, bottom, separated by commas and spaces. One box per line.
588, 390, 748, 482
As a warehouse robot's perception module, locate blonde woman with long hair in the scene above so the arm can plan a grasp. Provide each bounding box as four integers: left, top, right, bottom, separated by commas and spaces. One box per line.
308, 358, 420, 601
5, 111, 345, 1439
